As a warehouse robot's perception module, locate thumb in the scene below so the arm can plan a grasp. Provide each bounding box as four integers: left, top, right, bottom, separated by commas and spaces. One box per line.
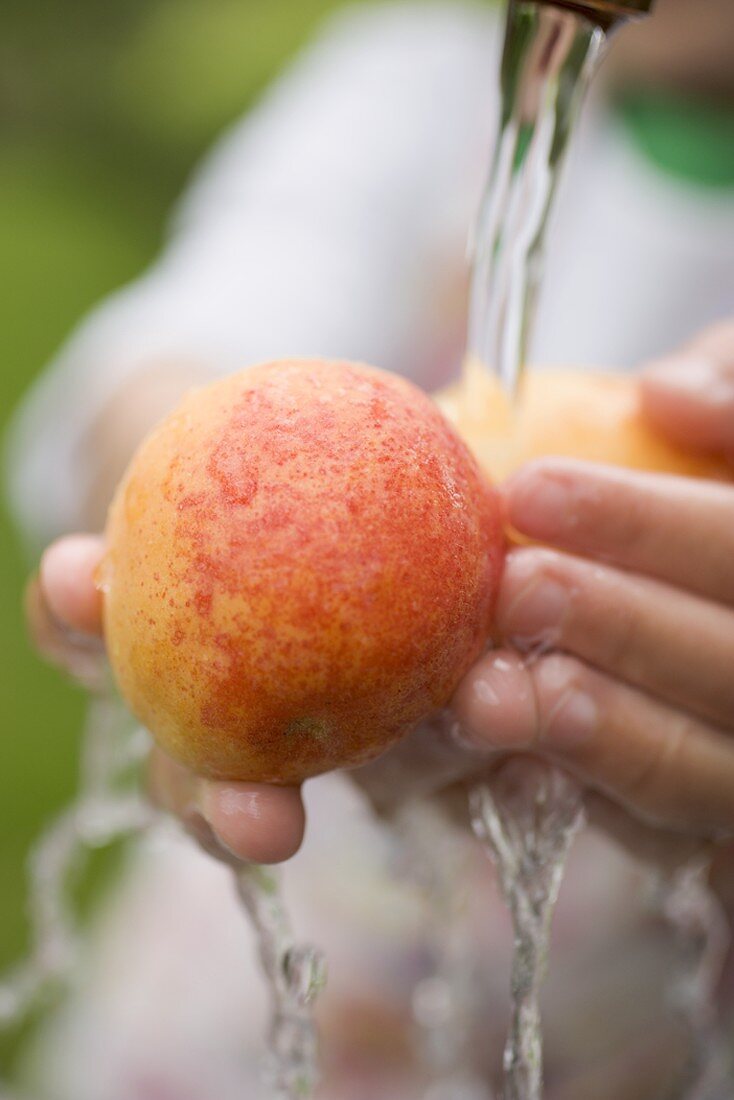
640, 321, 734, 458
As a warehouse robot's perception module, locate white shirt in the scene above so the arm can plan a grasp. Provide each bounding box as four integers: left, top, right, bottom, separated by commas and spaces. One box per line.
7, 1, 734, 548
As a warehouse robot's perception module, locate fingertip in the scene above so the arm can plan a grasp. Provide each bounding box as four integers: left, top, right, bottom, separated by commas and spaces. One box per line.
640, 356, 734, 453
501, 457, 547, 498
452, 649, 537, 751
502, 459, 575, 540
40, 535, 105, 636
200, 781, 306, 865
639, 357, 704, 434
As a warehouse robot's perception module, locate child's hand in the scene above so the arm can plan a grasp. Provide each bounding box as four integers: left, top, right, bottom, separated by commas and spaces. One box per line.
26, 321, 734, 859
28, 534, 306, 865
455, 321, 734, 836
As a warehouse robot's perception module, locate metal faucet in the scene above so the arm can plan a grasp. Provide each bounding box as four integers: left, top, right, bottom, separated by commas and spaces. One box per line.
468, 0, 656, 394
535, 0, 654, 29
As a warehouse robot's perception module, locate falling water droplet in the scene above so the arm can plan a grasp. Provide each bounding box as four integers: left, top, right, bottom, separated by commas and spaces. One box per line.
0, 696, 154, 1096
658, 858, 731, 1098
236, 864, 326, 1100
282, 945, 327, 1007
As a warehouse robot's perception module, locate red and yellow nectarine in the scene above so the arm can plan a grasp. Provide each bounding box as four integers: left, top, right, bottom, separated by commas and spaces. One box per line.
439, 363, 732, 483
103, 359, 504, 783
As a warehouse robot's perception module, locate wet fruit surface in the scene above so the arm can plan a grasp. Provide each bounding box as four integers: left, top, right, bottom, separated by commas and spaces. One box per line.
104, 359, 504, 783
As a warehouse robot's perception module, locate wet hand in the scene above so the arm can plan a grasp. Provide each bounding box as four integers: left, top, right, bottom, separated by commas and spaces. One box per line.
455, 322, 734, 836
28, 534, 305, 865
26, 323, 734, 855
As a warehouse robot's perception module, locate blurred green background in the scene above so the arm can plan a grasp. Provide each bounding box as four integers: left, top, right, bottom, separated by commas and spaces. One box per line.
0, 0, 350, 1066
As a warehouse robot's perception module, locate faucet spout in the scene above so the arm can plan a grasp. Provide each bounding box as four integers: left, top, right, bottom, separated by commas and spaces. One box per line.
534, 0, 654, 28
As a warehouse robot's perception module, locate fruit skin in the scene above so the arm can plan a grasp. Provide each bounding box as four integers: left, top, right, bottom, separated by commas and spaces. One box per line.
439, 367, 732, 482
103, 359, 504, 784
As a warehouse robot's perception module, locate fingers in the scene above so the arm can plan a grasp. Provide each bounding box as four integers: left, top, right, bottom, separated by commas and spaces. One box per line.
148, 746, 305, 865
641, 320, 734, 456
39, 535, 105, 636
26, 575, 106, 691
504, 459, 734, 604
33, 537, 305, 865
26, 535, 107, 689
201, 782, 305, 865
497, 547, 734, 727
453, 649, 734, 836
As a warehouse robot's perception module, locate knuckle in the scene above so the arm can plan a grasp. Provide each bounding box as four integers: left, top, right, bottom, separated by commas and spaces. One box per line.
501, 546, 565, 598
693, 320, 734, 366
604, 491, 651, 558
601, 589, 640, 670
533, 653, 584, 705
623, 717, 689, 815
452, 679, 498, 746
531, 653, 596, 746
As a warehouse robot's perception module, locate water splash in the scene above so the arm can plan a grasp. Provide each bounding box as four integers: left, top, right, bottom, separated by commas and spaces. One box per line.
0, 695, 152, 1035
235, 864, 326, 1100
0, 692, 326, 1100
657, 857, 731, 1099
470, 761, 585, 1100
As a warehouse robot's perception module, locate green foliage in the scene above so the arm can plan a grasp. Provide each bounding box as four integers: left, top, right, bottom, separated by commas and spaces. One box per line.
0, 0, 345, 1072
114, 0, 348, 156
0, 140, 161, 1071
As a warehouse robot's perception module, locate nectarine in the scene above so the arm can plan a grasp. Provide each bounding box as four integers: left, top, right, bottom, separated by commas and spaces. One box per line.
103, 360, 504, 783
439, 362, 732, 482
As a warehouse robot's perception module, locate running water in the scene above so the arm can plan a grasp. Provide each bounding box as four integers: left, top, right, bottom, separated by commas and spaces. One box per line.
658, 860, 731, 1099
465, 4, 728, 1099
464, 4, 619, 1099
470, 763, 584, 1100
466, 0, 608, 404
0, 692, 325, 1100
0, 695, 152, 1035
235, 866, 326, 1100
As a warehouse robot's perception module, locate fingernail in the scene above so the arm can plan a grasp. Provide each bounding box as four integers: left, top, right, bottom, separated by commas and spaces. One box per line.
197, 783, 268, 858
505, 470, 574, 539
646, 357, 734, 406
211, 785, 266, 821
501, 576, 569, 648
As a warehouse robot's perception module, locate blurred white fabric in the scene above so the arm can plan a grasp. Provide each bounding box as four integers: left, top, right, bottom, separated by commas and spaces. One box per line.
7, 1, 734, 547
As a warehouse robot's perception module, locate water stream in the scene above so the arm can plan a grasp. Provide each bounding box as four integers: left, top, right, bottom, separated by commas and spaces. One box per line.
461, 4, 729, 1100
0, 693, 325, 1100
658, 860, 731, 1099
0, 695, 152, 1035
235, 866, 326, 1100
464, 5, 611, 1097
470, 763, 585, 1100
466, 0, 609, 403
